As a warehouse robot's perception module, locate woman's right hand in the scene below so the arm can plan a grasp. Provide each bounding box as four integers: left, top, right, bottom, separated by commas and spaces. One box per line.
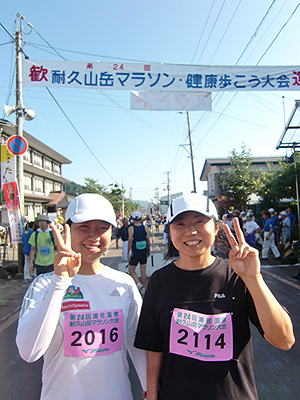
50, 223, 81, 278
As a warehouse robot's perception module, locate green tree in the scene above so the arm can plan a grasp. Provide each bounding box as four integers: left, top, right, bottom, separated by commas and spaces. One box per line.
215, 145, 261, 210
257, 156, 300, 210
82, 179, 139, 218
83, 178, 107, 195
64, 181, 85, 196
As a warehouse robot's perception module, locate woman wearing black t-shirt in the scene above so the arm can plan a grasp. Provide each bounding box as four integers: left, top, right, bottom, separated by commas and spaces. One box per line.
134, 193, 294, 400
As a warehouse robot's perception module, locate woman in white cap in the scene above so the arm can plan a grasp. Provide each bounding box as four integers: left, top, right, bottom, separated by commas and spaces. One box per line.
16, 193, 147, 400
134, 193, 294, 400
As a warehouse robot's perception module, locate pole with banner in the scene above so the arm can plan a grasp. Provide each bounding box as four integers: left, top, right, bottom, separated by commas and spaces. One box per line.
2, 181, 23, 244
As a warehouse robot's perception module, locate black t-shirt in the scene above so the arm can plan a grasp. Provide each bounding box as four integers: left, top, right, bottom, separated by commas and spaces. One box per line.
134, 258, 264, 400
116, 226, 128, 242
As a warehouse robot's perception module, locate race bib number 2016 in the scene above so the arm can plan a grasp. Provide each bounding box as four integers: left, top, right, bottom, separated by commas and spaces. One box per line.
169, 308, 233, 362
64, 309, 124, 358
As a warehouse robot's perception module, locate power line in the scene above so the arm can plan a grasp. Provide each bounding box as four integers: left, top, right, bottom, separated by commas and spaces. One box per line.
235, 0, 277, 65
242, 0, 288, 64
256, 1, 300, 65
196, 0, 227, 64
0, 20, 29, 58
191, 0, 280, 150
208, 0, 243, 64
26, 41, 158, 63
45, 87, 118, 183
190, 0, 216, 64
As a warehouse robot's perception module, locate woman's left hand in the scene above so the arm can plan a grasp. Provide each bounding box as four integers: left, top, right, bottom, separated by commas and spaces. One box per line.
223, 217, 260, 280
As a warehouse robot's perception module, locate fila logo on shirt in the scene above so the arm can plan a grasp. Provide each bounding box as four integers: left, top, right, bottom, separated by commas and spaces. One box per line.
214, 293, 226, 299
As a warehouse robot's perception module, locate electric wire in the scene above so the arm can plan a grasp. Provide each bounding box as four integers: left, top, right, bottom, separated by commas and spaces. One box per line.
235, 0, 277, 65
192, 0, 283, 151
0, 21, 29, 59
26, 42, 157, 63
98, 90, 174, 134
190, 0, 216, 64
256, 1, 300, 65
208, 0, 243, 64
196, 0, 227, 64
24, 19, 68, 61
242, 0, 288, 64
45, 87, 118, 183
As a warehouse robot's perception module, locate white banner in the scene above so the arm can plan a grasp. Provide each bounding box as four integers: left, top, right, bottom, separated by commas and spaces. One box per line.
23, 60, 300, 92
130, 91, 211, 110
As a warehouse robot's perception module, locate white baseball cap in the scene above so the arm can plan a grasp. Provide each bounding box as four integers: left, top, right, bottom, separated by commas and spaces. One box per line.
268, 208, 275, 212
65, 193, 117, 227
167, 193, 218, 224
280, 210, 287, 216
132, 210, 142, 220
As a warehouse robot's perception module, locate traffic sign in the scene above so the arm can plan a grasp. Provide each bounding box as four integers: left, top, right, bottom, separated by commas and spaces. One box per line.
6, 135, 28, 156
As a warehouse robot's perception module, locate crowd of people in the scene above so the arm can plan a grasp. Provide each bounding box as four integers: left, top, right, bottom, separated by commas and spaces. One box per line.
218, 206, 297, 262
16, 193, 295, 400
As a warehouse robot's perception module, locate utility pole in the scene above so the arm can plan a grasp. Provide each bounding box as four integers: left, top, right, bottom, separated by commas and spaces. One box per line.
16, 17, 25, 276
121, 179, 124, 217
293, 144, 300, 239
166, 171, 171, 206
129, 188, 132, 203
186, 111, 197, 193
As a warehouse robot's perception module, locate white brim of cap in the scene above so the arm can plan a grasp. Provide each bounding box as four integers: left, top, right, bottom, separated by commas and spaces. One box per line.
70, 214, 117, 227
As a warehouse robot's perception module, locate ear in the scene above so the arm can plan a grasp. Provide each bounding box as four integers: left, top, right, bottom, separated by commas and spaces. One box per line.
214, 222, 220, 236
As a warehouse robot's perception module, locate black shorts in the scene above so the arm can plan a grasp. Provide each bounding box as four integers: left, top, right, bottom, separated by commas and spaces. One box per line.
129, 252, 147, 266
35, 264, 54, 276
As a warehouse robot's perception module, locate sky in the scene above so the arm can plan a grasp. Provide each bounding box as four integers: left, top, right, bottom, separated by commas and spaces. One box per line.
1, 0, 300, 204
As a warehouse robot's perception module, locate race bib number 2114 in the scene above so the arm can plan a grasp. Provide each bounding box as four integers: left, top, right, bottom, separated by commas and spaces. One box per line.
169, 308, 233, 362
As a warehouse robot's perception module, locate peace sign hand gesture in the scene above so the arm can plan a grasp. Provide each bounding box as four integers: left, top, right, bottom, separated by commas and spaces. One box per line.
50, 223, 81, 278
223, 218, 261, 281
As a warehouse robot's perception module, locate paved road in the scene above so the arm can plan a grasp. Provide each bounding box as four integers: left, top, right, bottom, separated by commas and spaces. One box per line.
0, 232, 299, 399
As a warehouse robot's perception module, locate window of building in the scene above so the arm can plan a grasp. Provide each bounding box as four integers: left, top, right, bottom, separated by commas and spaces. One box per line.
53, 162, 61, 175
32, 152, 43, 168
44, 158, 52, 172
24, 174, 32, 191
34, 177, 44, 193
54, 182, 61, 191
23, 149, 31, 164
45, 180, 54, 195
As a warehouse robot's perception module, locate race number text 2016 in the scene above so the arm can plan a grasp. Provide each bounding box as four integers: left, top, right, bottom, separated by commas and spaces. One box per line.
64, 309, 124, 357
169, 308, 233, 362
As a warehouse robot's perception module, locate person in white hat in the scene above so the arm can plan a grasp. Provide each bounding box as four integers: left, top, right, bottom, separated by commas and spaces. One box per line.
134, 193, 294, 400
280, 210, 292, 245
16, 193, 146, 400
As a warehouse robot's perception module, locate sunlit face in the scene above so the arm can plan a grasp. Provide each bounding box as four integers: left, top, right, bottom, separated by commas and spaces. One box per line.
169, 211, 218, 260
38, 220, 48, 232
70, 220, 112, 265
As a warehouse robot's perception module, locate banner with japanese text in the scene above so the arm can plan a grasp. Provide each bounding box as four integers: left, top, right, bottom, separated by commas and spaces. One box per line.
23, 60, 300, 92
130, 91, 212, 110
1, 144, 16, 203
3, 181, 23, 243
